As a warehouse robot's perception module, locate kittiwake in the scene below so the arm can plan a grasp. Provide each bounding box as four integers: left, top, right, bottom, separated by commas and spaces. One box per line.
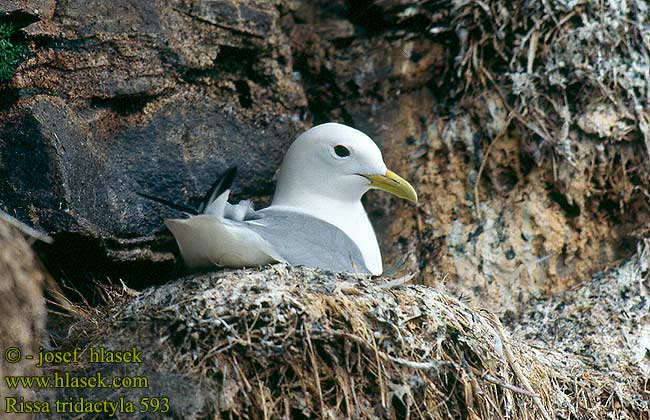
139, 122, 417, 275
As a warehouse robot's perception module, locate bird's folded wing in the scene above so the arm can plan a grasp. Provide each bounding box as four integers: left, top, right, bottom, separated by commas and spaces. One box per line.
245, 208, 371, 274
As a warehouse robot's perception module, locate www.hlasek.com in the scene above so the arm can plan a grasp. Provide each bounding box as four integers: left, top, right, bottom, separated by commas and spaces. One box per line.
3, 346, 170, 416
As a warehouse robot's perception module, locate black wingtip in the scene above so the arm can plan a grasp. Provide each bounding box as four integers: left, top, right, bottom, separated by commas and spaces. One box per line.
221, 166, 238, 193
199, 166, 238, 213
137, 192, 199, 215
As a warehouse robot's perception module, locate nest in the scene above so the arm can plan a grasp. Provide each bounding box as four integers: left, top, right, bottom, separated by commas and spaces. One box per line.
44, 265, 646, 419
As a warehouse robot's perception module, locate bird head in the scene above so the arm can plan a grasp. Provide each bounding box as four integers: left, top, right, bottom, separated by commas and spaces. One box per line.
273, 123, 417, 205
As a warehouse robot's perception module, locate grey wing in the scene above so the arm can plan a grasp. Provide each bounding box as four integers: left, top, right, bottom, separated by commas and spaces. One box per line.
243, 208, 371, 274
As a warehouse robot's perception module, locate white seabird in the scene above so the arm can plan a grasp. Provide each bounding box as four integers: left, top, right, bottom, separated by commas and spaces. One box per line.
141, 122, 417, 275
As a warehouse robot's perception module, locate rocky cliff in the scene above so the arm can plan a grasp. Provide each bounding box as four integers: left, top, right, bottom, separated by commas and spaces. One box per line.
1, 0, 648, 418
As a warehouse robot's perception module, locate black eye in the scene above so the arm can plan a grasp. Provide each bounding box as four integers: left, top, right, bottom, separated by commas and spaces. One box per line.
334, 145, 350, 157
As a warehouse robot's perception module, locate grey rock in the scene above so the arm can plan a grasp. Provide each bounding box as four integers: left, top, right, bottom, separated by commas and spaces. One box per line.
0, 0, 307, 275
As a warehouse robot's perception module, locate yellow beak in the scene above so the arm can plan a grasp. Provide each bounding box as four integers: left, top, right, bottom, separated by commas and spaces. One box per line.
364, 169, 418, 203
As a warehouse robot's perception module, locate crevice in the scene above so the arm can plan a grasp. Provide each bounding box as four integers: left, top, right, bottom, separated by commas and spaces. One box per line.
548, 190, 581, 218
344, 0, 447, 36
215, 45, 258, 75
90, 93, 163, 116
496, 166, 519, 192
234, 80, 252, 108
33, 232, 180, 306
0, 87, 20, 111
0, 10, 40, 30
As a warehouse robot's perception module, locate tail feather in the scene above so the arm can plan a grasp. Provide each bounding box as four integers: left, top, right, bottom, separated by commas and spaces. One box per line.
136, 192, 198, 215
198, 166, 238, 214
139, 166, 238, 216
204, 189, 230, 217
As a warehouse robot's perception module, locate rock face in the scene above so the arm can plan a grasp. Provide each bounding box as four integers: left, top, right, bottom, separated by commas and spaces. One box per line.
1, 0, 311, 285
2, 0, 649, 314
1, 0, 306, 248
2, 2, 649, 418
280, 1, 650, 315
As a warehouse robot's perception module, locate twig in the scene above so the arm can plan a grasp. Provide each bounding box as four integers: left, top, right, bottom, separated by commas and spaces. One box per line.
376, 273, 415, 289
474, 132, 501, 219
527, 28, 539, 74
491, 315, 553, 420
389, 356, 458, 371
371, 335, 387, 410
0, 209, 53, 244
481, 373, 540, 398
304, 326, 326, 419
474, 112, 514, 219
260, 378, 269, 420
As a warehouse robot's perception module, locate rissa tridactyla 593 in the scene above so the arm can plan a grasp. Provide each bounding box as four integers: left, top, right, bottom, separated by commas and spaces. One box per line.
140, 122, 417, 275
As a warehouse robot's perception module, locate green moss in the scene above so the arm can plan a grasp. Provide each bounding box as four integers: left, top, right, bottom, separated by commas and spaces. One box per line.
0, 22, 28, 83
